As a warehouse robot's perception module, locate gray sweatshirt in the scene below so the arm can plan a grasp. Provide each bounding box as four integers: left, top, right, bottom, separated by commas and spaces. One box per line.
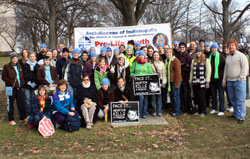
223, 50, 249, 82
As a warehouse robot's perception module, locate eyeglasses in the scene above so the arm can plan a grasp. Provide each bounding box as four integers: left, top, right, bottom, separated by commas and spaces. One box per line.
83, 79, 89, 81
180, 47, 185, 49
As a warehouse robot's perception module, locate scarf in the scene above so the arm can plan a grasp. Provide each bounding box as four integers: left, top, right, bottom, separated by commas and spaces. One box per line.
82, 82, 90, 88
39, 96, 46, 112
98, 64, 109, 75
119, 86, 125, 92
27, 59, 37, 71
166, 56, 174, 92
117, 64, 126, 79
44, 66, 54, 84
209, 52, 220, 79
136, 58, 147, 64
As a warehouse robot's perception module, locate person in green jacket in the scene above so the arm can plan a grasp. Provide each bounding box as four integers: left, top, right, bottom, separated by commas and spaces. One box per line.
131, 50, 152, 118
125, 46, 136, 68
94, 58, 110, 90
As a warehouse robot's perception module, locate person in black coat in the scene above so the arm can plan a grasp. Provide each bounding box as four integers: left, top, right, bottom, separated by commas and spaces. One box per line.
115, 77, 135, 102
23, 52, 40, 118
56, 48, 69, 79
75, 75, 97, 126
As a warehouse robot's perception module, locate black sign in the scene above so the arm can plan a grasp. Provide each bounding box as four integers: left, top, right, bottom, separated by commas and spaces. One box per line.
111, 101, 140, 124
133, 74, 161, 95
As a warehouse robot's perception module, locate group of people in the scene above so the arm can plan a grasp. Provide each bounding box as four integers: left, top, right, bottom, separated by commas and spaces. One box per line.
2, 38, 248, 133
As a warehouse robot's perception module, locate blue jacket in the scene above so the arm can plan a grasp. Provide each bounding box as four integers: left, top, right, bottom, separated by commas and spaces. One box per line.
53, 90, 75, 115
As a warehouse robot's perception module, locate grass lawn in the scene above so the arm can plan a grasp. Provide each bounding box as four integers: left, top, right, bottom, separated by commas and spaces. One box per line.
0, 91, 249, 159
0, 57, 11, 68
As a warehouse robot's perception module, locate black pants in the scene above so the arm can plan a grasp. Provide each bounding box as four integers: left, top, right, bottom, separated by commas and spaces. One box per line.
180, 82, 192, 113
205, 88, 212, 107
193, 84, 206, 114
7, 88, 26, 121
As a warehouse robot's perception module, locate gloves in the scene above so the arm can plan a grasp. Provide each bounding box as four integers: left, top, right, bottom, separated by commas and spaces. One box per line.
27, 81, 32, 87
31, 82, 37, 88
205, 82, 209, 88
110, 65, 115, 73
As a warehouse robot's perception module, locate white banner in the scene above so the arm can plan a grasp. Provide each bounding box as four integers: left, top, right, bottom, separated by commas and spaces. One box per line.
74, 23, 172, 54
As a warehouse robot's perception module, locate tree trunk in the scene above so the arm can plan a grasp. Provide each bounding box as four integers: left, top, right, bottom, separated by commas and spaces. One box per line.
123, 1, 137, 26
222, 0, 230, 46
48, 0, 57, 49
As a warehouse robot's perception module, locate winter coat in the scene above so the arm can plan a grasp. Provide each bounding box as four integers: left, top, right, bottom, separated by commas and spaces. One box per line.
22, 63, 40, 89
151, 61, 167, 85
115, 85, 135, 101
94, 66, 110, 90
108, 62, 130, 86
37, 65, 59, 86
56, 57, 67, 80
63, 59, 85, 87
130, 61, 152, 76
165, 57, 182, 88
83, 61, 97, 83
2, 62, 25, 88
75, 83, 97, 107
31, 96, 52, 116
97, 87, 115, 109
52, 90, 75, 115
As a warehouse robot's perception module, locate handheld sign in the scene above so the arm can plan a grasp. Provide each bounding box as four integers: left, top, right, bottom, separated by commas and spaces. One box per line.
133, 74, 161, 96
38, 116, 55, 137
111, 101, 140, 124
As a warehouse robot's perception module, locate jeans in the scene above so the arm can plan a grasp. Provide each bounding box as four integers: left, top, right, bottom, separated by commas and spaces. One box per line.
28, 112, 51, 126
68, 84, 75, 98
151, 94, 162, 115
23, 88, 36, 118
227, 80, 246, 120
170, 82, 182, 115
210, 80, 225, 112
138, 95, 148, 117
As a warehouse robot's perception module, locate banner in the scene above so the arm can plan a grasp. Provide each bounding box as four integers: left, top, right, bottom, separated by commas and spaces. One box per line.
133, 74, 161, 96
111, 101, 139, 124
74, 23, 172, 53
38, 116, 55, 137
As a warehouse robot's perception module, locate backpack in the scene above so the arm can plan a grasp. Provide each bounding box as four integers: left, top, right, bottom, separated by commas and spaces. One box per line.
63, 111, 81, 132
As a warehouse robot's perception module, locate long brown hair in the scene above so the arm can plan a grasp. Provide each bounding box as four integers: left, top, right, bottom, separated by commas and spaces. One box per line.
194, 53, 206, 64
37, 85, 48, 98
21, 49, 28, 64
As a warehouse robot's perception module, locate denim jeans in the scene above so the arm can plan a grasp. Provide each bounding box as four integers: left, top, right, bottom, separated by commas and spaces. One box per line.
170, 82, 182, 115
138, 95, 148, 117
210, 80, 225, 112
227, 80, 246, 120
28, 112, 51, 126
151, 94, 162, 115
24, 88, 36, 118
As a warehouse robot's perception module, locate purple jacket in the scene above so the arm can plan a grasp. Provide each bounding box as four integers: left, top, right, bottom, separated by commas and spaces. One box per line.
83, 61, 97, 83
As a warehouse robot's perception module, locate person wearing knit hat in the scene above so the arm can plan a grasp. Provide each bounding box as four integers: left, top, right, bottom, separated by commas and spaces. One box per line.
98, 47, 107, 61
2, 52, 27, 126
131, 49, 152, 118
125, 46, 136, 68
204, 42, 211, 58
196, 46, 203, 53
135, 51, 140, 57
135, 42, 142, 51
96, 77, 115, 120
157, 43, 165, 61
37, 44, 47, 61
89, 47, 95, 54
63, 47, 86, 97
209, 42, 225, 116
173, 41, 180, 54
109, 48, 120, 66
90, 52, 97, 58
158, 43, 164, 48
104, 43, 110, 49
204, 42, 210, 47
106, 47, 114, 65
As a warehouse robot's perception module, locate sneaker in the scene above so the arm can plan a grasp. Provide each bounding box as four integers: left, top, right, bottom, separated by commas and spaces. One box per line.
86, 123, 92, 129
228, 107, 234, 112
157, 113, 162, 117
237, 119, 244, 124
193, 112, 199, 116
171, 113, 177, 117
90, 122, 94, 126
9, 121, 16, 126
210, 109, 218, 114
200, 113, 206, 117
152, 113, 156, 117
142, 115, 147, 118
217, 112, 225, 116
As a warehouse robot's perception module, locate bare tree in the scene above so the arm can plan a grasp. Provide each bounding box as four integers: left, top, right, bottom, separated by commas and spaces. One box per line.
203, 0, 250, 45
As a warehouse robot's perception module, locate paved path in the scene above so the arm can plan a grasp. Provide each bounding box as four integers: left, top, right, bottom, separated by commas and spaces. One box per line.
112, 115, 168, 127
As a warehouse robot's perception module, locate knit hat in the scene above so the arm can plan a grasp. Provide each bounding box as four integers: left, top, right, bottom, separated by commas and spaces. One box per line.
135, 51, 140, 56
196, 46, 203, 53
10, 52, 18, 59
114, 48, 120, 53
211, 42, 219, 49
158, 43, 164, 47
204, 42, 210, 46
101, 78, 110, 85
40, 44, 47, 49
89, 47, 95, 53
62, 48, 69, 53
100, 47, 107, 54
139, 50, 146, 56
174, 41, 180, 45
68, 44, 73, 48
107, 47, 112, 52
81, 47, 86, 52
104, 43, 109, 47
135, 42, 141, 47
90, 52, 97, 57
72, 48, 80, 54
146, 43, 152, 46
